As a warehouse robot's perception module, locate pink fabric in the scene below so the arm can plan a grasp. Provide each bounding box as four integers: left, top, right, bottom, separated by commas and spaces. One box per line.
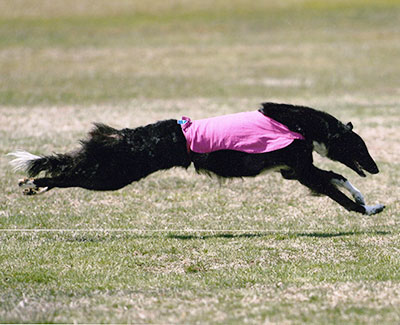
180, 111, 304, 154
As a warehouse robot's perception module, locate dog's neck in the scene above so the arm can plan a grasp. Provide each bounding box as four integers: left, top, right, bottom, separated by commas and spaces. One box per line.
259, 103, 343, 148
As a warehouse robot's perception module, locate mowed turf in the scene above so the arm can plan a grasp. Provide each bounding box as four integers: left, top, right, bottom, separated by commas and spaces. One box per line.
1, 0, 400, 323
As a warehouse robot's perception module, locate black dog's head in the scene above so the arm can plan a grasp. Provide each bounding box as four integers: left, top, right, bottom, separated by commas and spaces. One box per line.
327, 122, 379, 177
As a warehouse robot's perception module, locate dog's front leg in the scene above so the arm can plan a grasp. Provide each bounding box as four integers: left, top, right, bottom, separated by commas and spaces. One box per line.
331, 179, 365, 205
315, 182, 367, 214
296, 166, 384, 215
330, 178, 385, 215
325, 184, 384, 215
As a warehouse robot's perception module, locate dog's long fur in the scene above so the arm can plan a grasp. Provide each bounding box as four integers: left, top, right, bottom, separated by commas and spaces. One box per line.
8, 102, 385, 215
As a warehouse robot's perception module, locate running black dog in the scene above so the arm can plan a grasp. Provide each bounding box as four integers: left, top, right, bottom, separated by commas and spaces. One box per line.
9, 102, 385, 215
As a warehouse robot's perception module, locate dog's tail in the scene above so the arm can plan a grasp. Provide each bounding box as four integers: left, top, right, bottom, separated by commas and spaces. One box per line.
7, 150, 74, 177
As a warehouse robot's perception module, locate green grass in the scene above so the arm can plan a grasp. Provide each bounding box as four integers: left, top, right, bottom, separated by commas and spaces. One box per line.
1, 0, 400, 323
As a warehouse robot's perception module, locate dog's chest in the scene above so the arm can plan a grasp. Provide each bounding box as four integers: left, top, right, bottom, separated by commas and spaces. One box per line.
313, 141, 328, 157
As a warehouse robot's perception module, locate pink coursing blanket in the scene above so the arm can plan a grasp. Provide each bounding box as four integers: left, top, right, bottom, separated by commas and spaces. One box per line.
180, 111, 304, 154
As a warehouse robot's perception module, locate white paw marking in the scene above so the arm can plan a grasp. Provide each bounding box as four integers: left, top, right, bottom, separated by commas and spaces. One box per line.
363, 204, 385, 216
352, 190, 366, 206
331, 179, 366, 205
34, 187, 49, 195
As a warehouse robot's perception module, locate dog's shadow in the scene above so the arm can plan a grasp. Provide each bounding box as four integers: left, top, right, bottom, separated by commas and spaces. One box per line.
167, 230, 391, 240
59, 229, 391, 243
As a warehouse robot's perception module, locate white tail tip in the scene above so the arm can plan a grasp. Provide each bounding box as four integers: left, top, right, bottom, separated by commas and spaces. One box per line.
7, 150, 41, 173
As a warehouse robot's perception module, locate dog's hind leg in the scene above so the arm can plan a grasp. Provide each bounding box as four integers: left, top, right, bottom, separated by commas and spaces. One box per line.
18, 176, 77, 195
18, 178, 49, 195
18, 174, 132, 194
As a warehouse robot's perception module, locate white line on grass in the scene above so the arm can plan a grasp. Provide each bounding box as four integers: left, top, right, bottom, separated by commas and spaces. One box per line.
0, 228, 394, 234
0, 229, 283, 233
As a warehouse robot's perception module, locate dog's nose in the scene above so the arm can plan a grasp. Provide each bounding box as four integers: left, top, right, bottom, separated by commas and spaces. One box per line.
366, 163, 379, 174
370, 166, 379, 174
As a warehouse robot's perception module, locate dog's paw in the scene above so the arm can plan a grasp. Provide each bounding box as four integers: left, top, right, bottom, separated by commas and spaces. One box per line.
22, 188, 38, 195
363, 204, 385, 216
19, 178, 36, 189
353, 192, 366, 205
18, 178, 48, 196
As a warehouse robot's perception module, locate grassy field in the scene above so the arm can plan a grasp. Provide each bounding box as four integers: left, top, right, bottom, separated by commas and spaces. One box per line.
1, 0, 400, 323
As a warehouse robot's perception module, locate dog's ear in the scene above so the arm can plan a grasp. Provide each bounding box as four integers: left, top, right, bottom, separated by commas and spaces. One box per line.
346, 122, 353, 130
